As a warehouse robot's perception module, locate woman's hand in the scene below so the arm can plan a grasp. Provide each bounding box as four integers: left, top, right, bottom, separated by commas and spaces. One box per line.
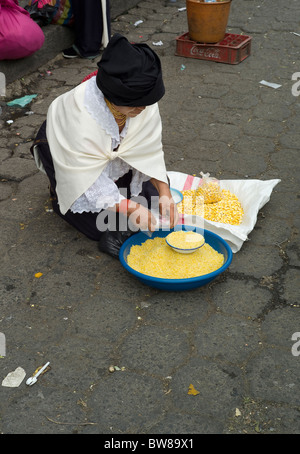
127, 201, 157, 232
150, 179, 179, 229
159, 194, 179, 229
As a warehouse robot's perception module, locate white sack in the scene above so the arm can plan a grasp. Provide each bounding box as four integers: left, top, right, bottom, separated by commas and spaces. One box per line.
168, 171, 281, 253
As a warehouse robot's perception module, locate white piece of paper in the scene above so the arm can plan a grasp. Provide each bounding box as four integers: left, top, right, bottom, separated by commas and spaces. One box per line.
152, 41, 163, 46
259, 80, 282, 89
167, 171, 281, 253
2, 367, 26, 387
134, 20, 143, 26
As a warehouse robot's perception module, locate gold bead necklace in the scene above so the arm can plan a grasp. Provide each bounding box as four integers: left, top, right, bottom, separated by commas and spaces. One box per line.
105, 98, 127, 127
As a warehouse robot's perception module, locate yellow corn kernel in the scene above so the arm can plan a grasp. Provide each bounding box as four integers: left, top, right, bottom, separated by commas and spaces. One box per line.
127, 237, 224, 279
197, 182, 223, 204
166, 231, 205, 249
177, 189, 244, 225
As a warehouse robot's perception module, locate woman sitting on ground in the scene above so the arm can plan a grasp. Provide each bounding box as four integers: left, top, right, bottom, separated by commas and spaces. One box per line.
31, 33, 179, 257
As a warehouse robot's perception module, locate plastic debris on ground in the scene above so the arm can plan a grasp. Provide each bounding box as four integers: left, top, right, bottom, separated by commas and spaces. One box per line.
235, 408, 242, 417
134, 20, 143, 26
7, 94, 37, 107
152, 40, 163, 46
26, 362, 50, 386
2, 367, 26, 387
259, 80, 282, 89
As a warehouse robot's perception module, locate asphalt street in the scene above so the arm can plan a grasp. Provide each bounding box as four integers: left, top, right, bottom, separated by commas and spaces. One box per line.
0, 0, 299, 436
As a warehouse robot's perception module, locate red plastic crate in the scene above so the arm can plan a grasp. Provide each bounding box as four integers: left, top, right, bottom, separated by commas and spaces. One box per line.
175, 32, 252, 64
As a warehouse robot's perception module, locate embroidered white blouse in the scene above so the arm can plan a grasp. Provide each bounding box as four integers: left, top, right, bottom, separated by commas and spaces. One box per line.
70, 78, 150, 213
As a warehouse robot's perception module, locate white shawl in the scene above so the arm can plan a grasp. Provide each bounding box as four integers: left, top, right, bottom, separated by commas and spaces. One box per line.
46, 80, 168, 215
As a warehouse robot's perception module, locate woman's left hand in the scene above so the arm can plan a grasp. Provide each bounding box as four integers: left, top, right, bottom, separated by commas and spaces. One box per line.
159, 192, 179, 229
150, 178, 179, 229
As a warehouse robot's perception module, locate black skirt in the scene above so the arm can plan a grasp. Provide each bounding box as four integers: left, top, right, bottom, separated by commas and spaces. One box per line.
71, 0, 111, 58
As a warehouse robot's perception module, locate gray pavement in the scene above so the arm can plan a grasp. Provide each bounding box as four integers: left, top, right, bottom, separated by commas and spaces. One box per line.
0, 0, 299, 436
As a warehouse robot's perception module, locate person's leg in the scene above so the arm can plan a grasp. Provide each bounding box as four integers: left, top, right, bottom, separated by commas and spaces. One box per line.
67, 0, 110, 58
97, 170, 136, 258
51, 198, 103, 241
31, 122, 103, 241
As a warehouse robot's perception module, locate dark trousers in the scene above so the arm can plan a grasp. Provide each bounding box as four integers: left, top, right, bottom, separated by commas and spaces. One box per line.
71, 0, 111, 57
31, 121, 158, 242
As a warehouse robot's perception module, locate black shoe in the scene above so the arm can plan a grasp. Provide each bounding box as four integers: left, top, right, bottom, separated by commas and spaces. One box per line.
62, 46, 80, 59
63, 45, 101, 60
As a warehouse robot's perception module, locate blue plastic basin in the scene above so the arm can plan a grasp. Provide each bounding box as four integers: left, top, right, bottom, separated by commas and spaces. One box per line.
119, 226, 232, 291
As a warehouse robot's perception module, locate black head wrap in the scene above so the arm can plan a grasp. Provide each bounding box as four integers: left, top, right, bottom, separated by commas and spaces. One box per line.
96, 33, 165, 106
